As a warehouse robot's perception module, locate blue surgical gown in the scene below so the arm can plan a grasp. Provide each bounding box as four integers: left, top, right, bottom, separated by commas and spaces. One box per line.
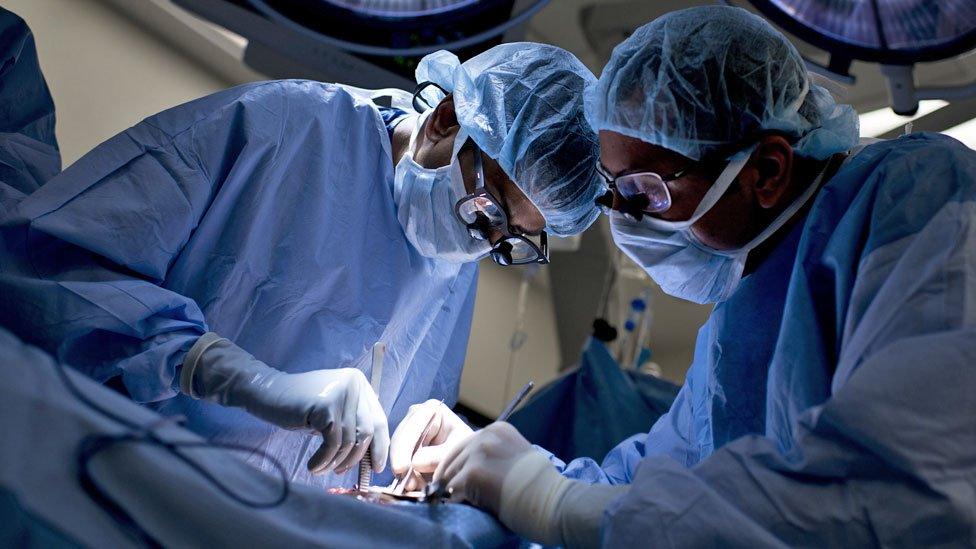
553, 133, 976, 546
0, 80, 479, 488
0, 7, 60, 207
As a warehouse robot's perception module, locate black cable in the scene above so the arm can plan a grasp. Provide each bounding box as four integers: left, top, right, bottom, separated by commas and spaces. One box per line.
76, 435, 164, 549
51, 357, 291, 545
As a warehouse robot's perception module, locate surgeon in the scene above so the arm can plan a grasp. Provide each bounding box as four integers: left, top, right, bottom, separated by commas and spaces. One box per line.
0, 35, 602, 488
389, 6, 976, 546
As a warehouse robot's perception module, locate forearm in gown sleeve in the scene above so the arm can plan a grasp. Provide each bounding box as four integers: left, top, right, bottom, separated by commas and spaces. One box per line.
0, 84, 284, 401
602, 202, 976, 548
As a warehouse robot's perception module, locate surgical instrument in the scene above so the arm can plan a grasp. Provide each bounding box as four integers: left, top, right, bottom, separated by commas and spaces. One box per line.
359, 342, 386, 489
424, 380, 535, 503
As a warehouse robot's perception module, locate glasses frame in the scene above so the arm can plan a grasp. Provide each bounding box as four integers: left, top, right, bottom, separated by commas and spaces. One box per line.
595, 162, 697, 219
453, 142, 550, 266
412, 81, 449, 113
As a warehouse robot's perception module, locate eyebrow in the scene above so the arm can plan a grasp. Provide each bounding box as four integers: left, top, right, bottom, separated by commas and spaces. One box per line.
603, 162, 686, 178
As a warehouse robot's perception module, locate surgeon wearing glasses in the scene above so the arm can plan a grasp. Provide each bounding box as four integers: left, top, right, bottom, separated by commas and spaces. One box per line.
454, 142, 549, 266
0, 38, 603, 490
403, 82, 551, 268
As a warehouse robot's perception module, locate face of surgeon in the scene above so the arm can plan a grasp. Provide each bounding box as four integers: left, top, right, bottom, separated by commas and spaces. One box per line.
395, 96, 547, 243
600, 130, 805, 269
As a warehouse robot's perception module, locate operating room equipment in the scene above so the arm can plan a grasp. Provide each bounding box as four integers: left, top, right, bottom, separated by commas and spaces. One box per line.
144, 0, 550, 92
359, 342, 386, 490
499, 264, 540, 411
497, 381, 534, 423
631, 290, 655, 371
738, 0, 976, 114
244, 0, 551, 58
621, 289, 655, 371
616, 295, 646, 365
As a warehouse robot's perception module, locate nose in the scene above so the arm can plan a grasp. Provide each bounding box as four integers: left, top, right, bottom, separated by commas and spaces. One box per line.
607, 190, 651, 220
486, 227, 506, 245
503, 194, 546, 236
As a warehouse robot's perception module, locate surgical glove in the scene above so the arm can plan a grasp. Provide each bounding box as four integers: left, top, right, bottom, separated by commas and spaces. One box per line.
390, 399, 474, 490
433, 422, 533, 513
180, 332, 389, 475
435, 422, 628, 548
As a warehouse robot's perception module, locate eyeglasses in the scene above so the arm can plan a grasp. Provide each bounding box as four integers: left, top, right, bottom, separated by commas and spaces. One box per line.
594, 162, 694, 220
412, 81, 449, 113
453, 143, 549, 266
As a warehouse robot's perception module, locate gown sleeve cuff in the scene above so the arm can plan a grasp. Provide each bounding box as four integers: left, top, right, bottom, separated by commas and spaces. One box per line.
180, 332, 227, 398
499, 451, 630, 548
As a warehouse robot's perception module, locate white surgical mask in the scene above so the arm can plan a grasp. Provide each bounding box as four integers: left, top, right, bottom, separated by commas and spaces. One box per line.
611, 146, 825, 304
393, 111, 491, 263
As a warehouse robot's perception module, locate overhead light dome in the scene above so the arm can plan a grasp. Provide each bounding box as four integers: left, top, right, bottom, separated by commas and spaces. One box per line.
750, 0, 976, 64
320, 0, 484, 19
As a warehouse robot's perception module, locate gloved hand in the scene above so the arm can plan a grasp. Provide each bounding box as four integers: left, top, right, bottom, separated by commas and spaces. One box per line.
389, 399, 474, 490
434, 422, 628, 549
432, 422, 533, 512
181, 332, 389, 475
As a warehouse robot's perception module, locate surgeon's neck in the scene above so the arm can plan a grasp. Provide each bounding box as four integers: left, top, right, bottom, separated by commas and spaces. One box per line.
390, 115, 418, 167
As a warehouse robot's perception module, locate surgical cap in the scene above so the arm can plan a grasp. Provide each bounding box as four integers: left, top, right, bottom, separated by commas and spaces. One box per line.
584, 6, 859, 161
416, 43, 602, 236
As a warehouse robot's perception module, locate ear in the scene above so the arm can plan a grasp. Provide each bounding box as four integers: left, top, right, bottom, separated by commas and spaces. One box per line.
424, 95, 459, 145
750, 134, 794, 209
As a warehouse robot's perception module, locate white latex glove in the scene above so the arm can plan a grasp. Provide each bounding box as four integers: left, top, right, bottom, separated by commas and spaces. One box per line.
389, 399, 474, 490
434, 422, 628, 549
181, 332, 389, 475
433, 422, 533, 512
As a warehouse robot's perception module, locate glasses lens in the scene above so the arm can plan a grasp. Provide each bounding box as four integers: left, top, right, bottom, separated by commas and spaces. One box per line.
617, 173, 671, 213
457, 195, 505, 227
508, 240, 538, 263
497, 235, 544, 264
467, 226, 488, 241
